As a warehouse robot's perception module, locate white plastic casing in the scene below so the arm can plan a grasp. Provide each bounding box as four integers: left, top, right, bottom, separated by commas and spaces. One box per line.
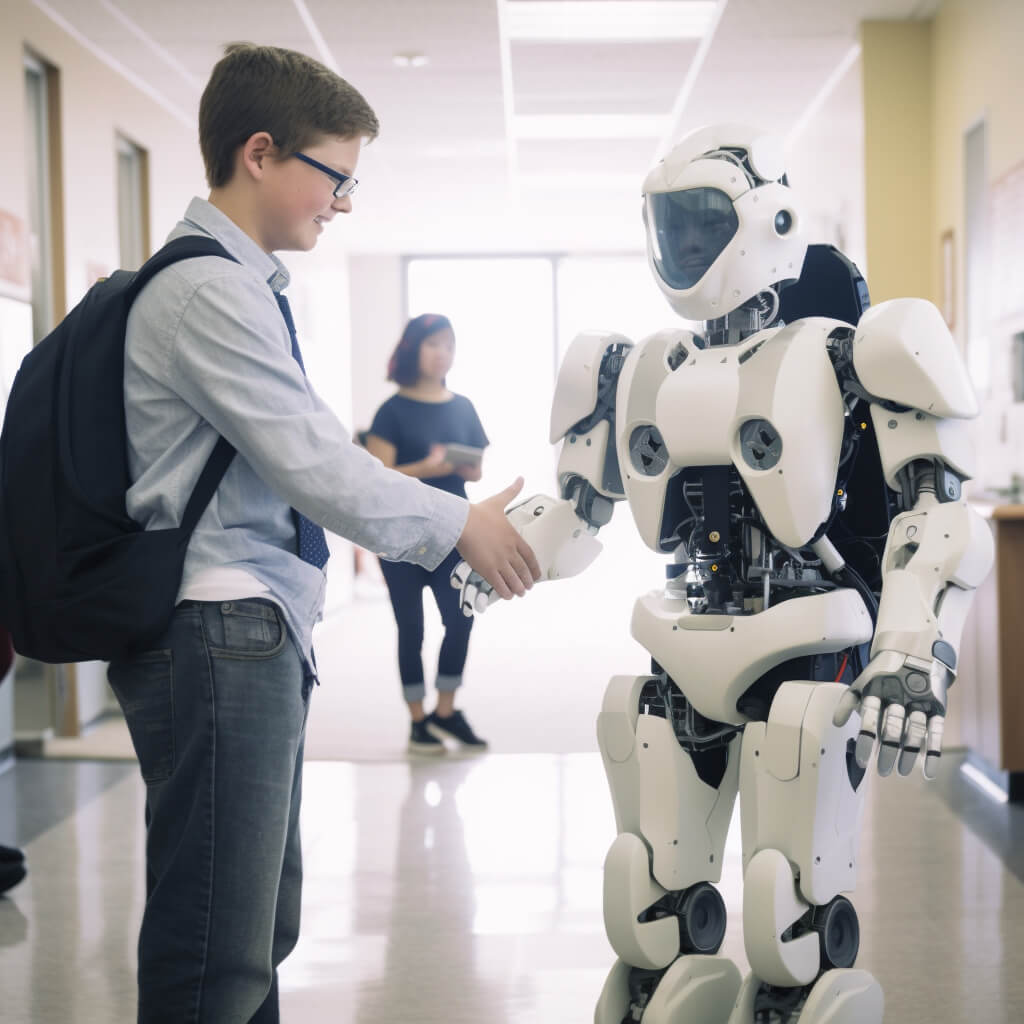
853, 298, 978, 418
642, 125, 807, 320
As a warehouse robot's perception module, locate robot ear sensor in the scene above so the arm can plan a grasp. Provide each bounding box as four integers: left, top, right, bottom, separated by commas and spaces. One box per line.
774, 209, 795, 235
748, 134, 787, 183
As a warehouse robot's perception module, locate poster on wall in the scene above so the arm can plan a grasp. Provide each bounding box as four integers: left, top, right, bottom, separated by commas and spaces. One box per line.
0, 209, 31, 303
991, 160, 1024, 322
0, 296, 33, 420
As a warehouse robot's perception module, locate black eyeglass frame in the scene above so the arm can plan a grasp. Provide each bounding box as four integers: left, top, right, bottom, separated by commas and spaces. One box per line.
293, 152, 358, 198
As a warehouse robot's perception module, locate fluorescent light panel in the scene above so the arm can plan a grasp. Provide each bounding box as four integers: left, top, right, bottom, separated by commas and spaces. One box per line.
513, 114, 669, 139
505, 1, 717, 42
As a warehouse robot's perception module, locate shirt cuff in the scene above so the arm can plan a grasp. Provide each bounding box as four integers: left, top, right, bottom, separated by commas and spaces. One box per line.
402, 487, 468, 570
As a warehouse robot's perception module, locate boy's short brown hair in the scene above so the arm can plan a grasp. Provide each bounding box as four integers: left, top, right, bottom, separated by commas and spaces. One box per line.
199, 43, 380, 189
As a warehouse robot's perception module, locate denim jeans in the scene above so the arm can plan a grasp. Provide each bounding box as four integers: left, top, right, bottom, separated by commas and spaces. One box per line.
379, 548, 474, 702
108, 598, 313, 1024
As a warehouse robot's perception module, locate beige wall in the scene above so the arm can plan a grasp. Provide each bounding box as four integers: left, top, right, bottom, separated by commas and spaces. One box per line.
1, 0, 206, 314
931, 0, 1024, 495
932, 0, 1024, 319
0, 2, 207, 741
861, 20, 935, 306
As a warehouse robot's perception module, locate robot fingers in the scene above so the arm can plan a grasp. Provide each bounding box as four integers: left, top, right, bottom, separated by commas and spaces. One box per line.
877, 703, 906, 777
923, 714, 945, 780
833, 686, 862, 728
452, 563, 496, 618
897, 710, 928, 776
852, 694, 881, 768
450, 559, 472, 590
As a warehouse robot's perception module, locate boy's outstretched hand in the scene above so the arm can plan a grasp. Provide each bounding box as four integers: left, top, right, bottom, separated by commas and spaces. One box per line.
456, 478, 541, 601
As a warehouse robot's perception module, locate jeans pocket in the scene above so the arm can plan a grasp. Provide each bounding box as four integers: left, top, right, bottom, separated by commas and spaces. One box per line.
208, 598, 287, 659
108, 651, 174, 784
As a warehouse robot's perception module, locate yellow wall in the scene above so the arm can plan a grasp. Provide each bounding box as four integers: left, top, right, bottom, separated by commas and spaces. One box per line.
931, 0, 1024, 348
0, 0, 206, 314
860, 20, 934, 306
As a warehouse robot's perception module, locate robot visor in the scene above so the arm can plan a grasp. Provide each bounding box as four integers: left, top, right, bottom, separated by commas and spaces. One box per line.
647, 187, 739, 291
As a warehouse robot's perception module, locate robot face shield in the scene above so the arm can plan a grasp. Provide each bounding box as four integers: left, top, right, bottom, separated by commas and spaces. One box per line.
647, 188, 739, 292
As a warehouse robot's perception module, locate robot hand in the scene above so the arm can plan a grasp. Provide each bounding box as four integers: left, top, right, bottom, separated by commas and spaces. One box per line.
833, 649, 953, 781
451, 494, 602, 616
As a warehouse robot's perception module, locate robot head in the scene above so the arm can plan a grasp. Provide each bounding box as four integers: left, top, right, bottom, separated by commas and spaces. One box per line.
642, 124, 807, 321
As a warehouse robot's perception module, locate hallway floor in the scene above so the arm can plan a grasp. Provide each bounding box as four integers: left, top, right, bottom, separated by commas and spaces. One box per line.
2, 746, 1024, 1023
3, 532, 1024, 1022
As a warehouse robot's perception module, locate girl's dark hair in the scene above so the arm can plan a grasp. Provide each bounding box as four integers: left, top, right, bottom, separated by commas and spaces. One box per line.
387, 314, 453, 386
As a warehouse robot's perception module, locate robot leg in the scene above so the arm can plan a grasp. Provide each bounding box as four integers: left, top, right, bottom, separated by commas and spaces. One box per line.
727, 681, 883, 1023
595, 675, 742, 1023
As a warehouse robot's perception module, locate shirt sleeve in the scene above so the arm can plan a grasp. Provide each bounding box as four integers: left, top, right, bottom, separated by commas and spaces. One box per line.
369, 399, 401, 447
462, 397, 490, 449
164, 270, 467, 569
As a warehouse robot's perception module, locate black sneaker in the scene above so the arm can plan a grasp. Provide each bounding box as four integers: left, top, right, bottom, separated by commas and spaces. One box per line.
426, 710, 488, 749
408, 719, 446, 756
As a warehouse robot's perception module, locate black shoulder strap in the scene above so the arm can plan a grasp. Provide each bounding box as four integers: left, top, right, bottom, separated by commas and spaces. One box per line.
180, 436, 236, 534
129, 235, 237, 300
132, 235, 241, 534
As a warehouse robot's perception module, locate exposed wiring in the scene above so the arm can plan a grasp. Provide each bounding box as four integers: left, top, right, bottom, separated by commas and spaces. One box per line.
834, 652, 850, 682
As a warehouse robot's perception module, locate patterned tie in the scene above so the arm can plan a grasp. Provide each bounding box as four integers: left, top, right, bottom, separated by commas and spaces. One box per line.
275, 292, 330, 571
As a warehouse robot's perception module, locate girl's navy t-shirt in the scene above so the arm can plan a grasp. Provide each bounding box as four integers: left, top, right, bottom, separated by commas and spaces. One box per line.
369, 393, 489, 498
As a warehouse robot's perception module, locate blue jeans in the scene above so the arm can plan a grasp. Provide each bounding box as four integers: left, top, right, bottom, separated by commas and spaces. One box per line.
108, 598, 313, 1024
379, 549, 474, 703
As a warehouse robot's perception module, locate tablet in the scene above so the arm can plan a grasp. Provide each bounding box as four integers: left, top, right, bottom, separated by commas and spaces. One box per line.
443, 443, 484, 468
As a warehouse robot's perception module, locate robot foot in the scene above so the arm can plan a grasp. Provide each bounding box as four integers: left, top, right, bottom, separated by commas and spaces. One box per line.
725, 969, 883, 1024
595, 955, 741, 1024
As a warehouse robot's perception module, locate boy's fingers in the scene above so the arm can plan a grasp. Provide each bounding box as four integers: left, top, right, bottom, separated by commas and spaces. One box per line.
502, 565, 526, 597
509, 550, 536, 590
517, 538, 542, 581
496, 476, 524, 507
490, 573, 513, 600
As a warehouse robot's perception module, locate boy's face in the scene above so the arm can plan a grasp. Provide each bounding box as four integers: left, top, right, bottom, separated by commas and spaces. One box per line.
258, 134, 363, 253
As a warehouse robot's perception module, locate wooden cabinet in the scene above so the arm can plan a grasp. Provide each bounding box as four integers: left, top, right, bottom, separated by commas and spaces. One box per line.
958, 504, 1024, 798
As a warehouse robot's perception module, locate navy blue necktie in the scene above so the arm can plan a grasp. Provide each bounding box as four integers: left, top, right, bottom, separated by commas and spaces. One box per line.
276, 292, 330, 571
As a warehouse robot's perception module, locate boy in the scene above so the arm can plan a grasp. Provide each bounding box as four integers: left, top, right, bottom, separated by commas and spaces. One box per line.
112, 43, 539, 1023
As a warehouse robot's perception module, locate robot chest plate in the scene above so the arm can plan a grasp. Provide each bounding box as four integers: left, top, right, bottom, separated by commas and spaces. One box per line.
619, 320, 848, 549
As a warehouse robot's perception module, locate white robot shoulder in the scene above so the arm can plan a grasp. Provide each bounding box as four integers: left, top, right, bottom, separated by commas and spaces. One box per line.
851, 298, 977, 418
550, 330, 633, 442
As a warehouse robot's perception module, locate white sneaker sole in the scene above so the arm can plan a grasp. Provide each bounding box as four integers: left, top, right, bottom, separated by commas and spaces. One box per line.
408, 739, 446, 756
425, 722, 488, 749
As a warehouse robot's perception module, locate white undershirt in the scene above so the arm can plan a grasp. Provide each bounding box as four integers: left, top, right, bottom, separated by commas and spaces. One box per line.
178, 567, 270, 603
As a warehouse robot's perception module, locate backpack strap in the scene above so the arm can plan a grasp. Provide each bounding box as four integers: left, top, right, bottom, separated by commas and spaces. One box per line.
133, 235, 241, 536
180, 436, 236, 535
129, 234, 237, 299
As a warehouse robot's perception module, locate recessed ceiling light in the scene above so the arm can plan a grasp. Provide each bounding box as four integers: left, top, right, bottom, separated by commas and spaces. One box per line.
393, 52, 430, 68
504, 1, 717, 42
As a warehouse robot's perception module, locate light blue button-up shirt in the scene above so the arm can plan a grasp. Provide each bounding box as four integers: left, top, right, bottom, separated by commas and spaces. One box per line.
124, 197, 468, 666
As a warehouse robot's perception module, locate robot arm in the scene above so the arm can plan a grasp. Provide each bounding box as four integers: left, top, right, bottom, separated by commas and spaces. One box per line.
832, 299, 994, 779
451, 331, 632, 615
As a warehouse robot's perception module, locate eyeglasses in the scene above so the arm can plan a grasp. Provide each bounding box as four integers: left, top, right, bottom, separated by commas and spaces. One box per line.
293, 152, 358, 199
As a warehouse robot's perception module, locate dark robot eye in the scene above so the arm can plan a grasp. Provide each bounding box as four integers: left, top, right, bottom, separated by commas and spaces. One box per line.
774, 210, 793, 234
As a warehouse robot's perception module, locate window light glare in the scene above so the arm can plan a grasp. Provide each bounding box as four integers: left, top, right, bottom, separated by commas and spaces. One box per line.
505, 1, 717, 42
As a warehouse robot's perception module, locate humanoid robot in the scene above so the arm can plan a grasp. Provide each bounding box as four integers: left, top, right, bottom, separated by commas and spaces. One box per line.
452, 124, 994, 1023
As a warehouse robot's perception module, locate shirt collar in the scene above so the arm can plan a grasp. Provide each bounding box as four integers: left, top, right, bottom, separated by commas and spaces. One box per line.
180, 196, 291, 293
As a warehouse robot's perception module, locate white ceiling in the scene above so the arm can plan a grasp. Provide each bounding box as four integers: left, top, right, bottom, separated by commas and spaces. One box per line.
33, 0, 941, 253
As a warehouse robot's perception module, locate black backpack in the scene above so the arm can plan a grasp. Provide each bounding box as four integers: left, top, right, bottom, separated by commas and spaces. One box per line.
0, 235, 238, 663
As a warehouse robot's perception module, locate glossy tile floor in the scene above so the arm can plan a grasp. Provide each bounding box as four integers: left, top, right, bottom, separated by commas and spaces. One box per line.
2, 746, 1024, 1023
4, 530, 1024, 1023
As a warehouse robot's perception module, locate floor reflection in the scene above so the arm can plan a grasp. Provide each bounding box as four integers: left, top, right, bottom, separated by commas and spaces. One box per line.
3, 751, 1024, 1022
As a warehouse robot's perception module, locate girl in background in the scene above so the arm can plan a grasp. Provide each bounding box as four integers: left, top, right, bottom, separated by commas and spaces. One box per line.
366, 315, 490, 754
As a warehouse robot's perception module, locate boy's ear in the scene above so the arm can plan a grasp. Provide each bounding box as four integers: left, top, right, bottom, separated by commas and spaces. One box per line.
239, 131, 277, 182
